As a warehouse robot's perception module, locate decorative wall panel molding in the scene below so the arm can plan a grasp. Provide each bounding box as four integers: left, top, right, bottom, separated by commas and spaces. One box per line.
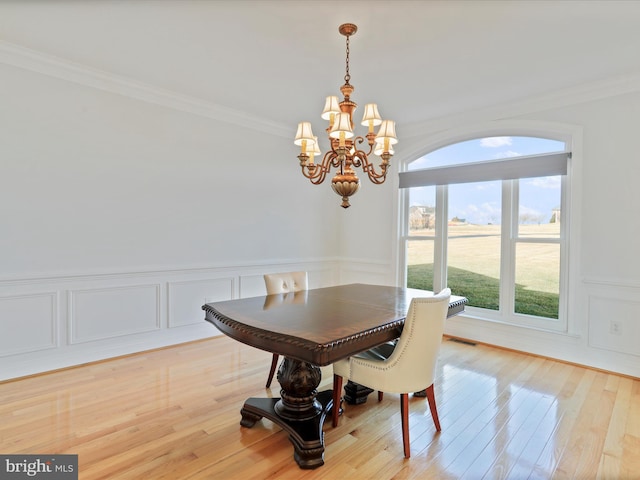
0, 260, 339, 381
0, 292, 57, 357
337, 259, 393, 286
239, 274, 267, 299
588, 294, 640, 357
69, 284, 161, 344
168, 278, 234, 328
582, 276, 640, 289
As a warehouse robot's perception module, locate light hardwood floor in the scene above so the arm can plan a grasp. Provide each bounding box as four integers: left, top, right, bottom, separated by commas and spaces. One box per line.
1, 336, 639, 479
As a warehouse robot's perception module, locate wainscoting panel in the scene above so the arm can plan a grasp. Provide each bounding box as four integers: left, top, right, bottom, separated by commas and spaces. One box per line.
337, 259, 394, 286
588, 294, 640, 357
168, 277, 234, 328
0, 259, 342, 381
0, 292, 57, 356
239, 274, 266, 299
69, 284, 161, 344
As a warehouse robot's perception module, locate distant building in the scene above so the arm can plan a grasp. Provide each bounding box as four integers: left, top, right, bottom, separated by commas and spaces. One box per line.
409, 205, 435, 229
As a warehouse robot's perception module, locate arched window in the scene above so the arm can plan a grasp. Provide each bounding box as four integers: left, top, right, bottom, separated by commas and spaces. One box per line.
399, 135, 570, 331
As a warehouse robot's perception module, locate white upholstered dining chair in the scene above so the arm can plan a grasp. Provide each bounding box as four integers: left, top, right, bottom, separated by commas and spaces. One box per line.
262, 271, 309, 388
331, 288, 451, 458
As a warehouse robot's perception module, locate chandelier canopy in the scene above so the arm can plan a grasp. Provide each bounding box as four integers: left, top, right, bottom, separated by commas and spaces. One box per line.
294, 23, 398, 208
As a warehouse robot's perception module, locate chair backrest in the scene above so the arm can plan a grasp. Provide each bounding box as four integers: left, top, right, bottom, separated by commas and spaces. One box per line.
263, 271, 308, 295
379, 288, 451, 393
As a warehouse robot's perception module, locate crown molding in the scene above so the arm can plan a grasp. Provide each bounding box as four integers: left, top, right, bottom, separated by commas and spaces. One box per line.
4, 40, 640, 143
0, 40, 291, 138
403, 70, 640, 138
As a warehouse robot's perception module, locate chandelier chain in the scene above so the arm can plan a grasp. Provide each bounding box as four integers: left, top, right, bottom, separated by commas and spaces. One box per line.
344, 34, 351, 85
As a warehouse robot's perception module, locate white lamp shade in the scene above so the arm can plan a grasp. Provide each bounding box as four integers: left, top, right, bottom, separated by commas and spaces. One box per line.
374, 143, 395, 156
310, 136, 321, 155
329, 113, 354, 139
294, 122, 315, 146
374, 120, 398, 145
321, 96, 341, 120
361, 103, 382, 126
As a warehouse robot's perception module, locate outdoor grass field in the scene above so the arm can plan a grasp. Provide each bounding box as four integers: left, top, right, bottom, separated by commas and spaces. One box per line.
407, 223, 560, 318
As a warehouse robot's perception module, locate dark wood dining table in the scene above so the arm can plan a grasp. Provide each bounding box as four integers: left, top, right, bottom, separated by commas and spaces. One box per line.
202, 283, 467, 469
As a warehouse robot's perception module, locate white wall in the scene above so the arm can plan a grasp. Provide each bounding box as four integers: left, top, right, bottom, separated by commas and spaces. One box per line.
0, 63, 342, 276
0, 61, 343, 380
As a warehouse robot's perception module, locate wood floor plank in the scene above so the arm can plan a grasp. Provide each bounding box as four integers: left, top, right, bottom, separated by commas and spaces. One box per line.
551, 371, 609, 478
619, 380, 640, 478
596, 376, 633, 479
1, 336, 639, 479
443, 357, 549, 478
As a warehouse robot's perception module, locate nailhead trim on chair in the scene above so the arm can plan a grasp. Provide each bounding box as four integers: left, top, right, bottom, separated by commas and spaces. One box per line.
349, 307, 416, 374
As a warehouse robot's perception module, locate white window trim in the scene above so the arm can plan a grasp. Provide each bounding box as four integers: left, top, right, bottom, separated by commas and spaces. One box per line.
396, 120, 583, 336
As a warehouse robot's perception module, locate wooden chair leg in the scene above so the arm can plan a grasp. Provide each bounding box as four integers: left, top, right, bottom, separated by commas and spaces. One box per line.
400, 393, 410, 458
332, 374, 343, 428
265, 353, 279, 388
425, 383, 441, 431
378, 391, 384, 402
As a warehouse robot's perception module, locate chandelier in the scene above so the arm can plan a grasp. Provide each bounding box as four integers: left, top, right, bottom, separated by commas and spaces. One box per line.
294, 23, 398, 208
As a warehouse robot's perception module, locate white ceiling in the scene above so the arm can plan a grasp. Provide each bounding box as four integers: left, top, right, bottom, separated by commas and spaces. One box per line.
2, 0, 640, 131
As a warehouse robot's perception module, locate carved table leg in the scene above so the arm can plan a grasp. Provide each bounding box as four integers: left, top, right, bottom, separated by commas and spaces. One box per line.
239, 357, 333, 469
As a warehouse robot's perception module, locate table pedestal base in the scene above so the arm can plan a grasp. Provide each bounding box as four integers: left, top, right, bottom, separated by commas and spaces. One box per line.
240, 390, 334, 469
344, 380, 374, 405
344, 381, 428, 404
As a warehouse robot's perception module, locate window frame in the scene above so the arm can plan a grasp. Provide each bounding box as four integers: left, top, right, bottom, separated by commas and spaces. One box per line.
398, 128, 577, 333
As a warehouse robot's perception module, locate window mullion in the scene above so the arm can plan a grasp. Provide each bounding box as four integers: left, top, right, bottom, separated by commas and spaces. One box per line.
500, 180, 516, 316
558, 173, 569, 328
398, 186, 410, 287
434, 185, 448, 292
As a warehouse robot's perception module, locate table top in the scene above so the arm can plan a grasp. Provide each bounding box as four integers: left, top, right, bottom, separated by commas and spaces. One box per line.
203, 283, 467, 366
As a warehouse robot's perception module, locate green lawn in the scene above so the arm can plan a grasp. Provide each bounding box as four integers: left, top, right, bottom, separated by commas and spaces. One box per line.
407, 263, 559, 319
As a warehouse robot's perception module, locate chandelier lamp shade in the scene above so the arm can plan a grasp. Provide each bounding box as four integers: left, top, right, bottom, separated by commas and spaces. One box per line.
294, 23, 398, 208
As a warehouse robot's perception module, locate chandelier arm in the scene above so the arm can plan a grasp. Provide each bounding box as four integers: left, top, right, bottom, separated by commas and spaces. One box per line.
355, 136, 373, 156
347, 138, 372, 170
354, 150, 391, 184
301, 151, 336, 185
350, 150, 364, 169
